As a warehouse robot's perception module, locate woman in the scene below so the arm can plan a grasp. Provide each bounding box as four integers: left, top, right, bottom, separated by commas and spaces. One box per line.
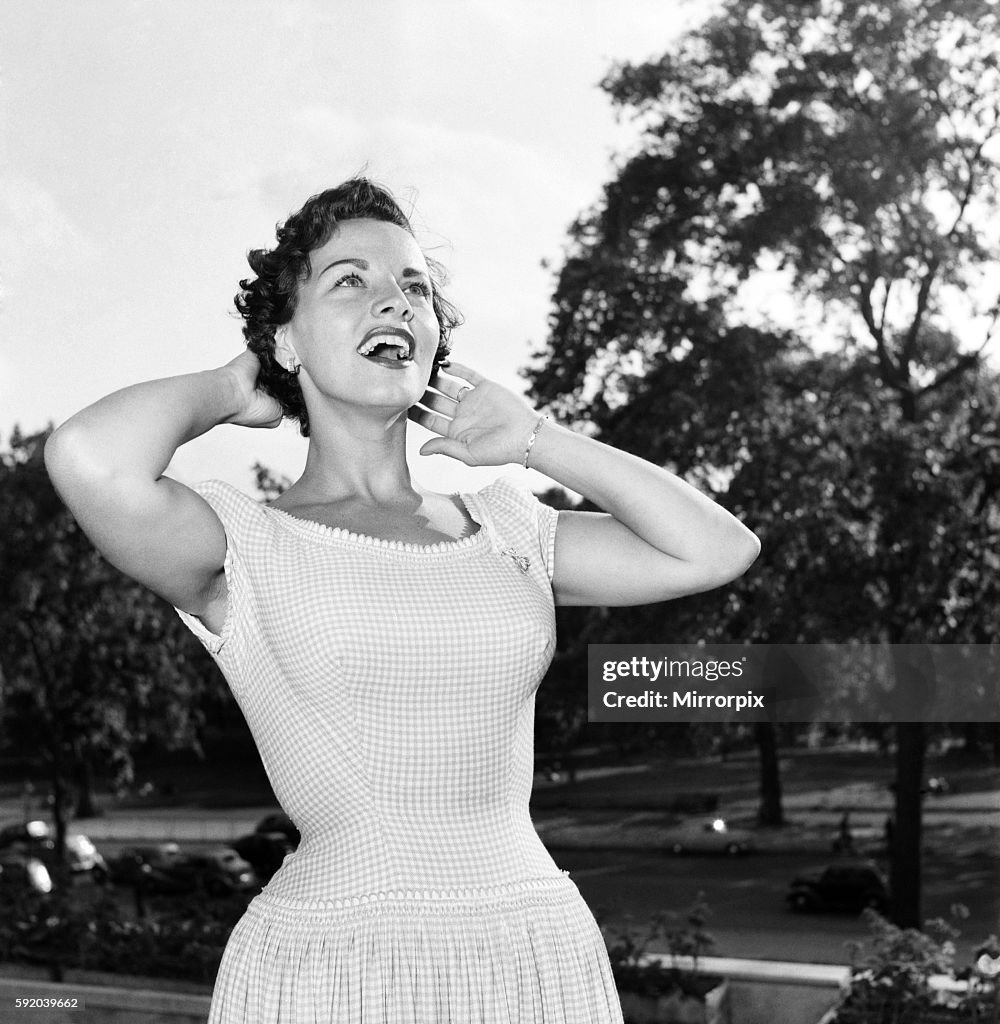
45, 178, 760, 1023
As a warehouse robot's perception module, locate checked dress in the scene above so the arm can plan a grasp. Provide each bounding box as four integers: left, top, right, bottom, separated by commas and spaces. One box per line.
175, 476, 623, 1023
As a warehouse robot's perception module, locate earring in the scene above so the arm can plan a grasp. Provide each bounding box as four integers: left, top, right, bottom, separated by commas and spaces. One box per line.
275, 327, 300, 375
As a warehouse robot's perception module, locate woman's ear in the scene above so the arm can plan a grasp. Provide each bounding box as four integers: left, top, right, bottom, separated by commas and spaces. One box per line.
274, 327, 301, 373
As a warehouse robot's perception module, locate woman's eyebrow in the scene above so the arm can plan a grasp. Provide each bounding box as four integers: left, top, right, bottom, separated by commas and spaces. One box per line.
317, 258, 428, 280
318, 257, 369, 278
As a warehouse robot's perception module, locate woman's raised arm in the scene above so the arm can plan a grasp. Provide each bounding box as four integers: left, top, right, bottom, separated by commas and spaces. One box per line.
44, 352, 281, 622
522, 422, 760, 606
413, 362, 761, 608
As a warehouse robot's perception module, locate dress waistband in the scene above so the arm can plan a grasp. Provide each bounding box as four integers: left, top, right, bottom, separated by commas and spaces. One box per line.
249, 873, 577, 923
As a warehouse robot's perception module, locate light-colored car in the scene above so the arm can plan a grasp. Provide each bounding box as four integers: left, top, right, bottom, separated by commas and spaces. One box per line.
0, 819, 108, 881
663, 817, 755, 856
0, 849, 53, 893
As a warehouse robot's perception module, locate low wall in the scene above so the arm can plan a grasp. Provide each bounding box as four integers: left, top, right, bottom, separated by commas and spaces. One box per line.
0, 956, 849, 1024
0, 970, 211, 1024
646, 954, 849, 1024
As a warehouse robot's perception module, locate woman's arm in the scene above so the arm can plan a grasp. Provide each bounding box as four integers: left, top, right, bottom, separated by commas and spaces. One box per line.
44, 351, 280, 622
412, 362, 760, 607
522, 423, 759, 605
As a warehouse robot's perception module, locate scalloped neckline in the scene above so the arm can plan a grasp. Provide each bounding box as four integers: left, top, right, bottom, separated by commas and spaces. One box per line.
260, 492, 486, 553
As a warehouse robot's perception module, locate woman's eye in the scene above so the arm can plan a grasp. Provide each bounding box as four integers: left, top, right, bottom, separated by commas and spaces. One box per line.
332, 272, 364, 288
406, 281, 432, 297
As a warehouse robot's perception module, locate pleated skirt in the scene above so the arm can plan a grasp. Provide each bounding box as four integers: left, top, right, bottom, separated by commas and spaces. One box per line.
207, 874, 623, 1024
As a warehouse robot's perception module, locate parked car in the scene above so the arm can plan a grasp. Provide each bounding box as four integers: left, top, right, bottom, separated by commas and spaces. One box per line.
254, 812, 300, 847
663, 817, 755, 856
178, 849, 258, 896
786, 861, 889, 913
107, 842, 186, 891
108, 842, 257, 897
0, 849, 53, 893
230, 831, 294, 883
0, 820, 48, 847
0, 819, 108, 882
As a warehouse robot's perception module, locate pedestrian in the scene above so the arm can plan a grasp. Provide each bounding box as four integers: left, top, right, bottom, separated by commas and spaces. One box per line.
45, 178, 761, 1024
837, 810, 854, 854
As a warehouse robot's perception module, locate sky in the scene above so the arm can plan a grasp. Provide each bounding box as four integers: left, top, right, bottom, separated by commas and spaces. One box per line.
2, 0, 707, 496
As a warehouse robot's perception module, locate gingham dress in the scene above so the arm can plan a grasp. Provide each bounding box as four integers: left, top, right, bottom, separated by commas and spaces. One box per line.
175, 477, 622, 1024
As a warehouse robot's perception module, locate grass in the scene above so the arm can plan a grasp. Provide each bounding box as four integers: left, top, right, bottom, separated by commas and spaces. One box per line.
1, 734, 996, 817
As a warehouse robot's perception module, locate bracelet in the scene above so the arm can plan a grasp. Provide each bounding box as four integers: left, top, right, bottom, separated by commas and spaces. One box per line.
522, 415, 549, 470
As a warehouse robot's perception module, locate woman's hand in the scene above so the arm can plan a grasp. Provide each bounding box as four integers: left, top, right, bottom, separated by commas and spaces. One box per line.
221, 350, 284, 430
409, 362, 540, 467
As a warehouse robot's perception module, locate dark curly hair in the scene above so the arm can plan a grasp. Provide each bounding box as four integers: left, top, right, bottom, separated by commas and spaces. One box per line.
234, 178, 462, 437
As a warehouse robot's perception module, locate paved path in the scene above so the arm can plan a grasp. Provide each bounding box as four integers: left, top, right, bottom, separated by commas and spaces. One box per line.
0, 782, 994, 854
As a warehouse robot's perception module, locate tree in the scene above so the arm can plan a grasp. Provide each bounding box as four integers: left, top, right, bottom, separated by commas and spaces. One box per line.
526, 0, 1000, 926
0, 427, 218, 873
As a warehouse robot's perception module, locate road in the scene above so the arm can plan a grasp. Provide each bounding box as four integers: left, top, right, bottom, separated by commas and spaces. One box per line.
554, 848, 999, 966
89, 832, 997, 968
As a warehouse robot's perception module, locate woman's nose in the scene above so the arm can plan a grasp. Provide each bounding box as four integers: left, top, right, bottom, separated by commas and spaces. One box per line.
371, 282, 412, 320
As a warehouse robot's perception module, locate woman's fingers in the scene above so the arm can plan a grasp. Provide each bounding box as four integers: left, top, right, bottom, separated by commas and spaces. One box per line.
417, 390, 458, 416
433, 362, 486, 401
429, 376, 467, 403
408, 405, 454, 437
408, 407, 474, 462
441, 361, 486, 386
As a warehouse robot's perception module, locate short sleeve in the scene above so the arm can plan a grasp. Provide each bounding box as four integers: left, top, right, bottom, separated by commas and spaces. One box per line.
173, 479, 262, 657
534, 492, 559, 582
473, 476, 560, 583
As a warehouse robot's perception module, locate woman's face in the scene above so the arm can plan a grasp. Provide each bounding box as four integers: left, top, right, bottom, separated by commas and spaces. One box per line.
283, 218, 440, 414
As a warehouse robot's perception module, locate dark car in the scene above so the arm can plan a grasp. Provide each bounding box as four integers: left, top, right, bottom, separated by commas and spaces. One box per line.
230, 831, 294, 883
786, 861, 889, 913
109, 842, 257, 896
0, 819, 108, 882
254, 812, 300, 847
178, 849, 258, 896
107, 842, 187, 891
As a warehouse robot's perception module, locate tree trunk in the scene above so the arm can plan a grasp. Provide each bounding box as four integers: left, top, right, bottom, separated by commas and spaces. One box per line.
754, 722, 784, 826
73, 748, 100, 819
890, 721, 924, 927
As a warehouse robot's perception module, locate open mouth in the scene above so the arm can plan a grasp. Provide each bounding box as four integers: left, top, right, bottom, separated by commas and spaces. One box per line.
357, 331, 413, 365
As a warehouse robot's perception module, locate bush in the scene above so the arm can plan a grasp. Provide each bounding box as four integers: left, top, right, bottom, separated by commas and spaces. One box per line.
832, 907, 997, 1023
602, 893, 721, 1000
0, 881, 246, 984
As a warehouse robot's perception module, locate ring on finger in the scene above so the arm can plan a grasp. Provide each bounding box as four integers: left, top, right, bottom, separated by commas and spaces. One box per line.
456, 385, 473, 403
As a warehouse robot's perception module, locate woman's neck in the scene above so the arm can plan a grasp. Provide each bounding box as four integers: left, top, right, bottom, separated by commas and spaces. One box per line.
285, 407, 418, 506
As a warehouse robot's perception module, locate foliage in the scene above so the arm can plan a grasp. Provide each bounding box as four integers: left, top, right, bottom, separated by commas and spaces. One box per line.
833, 907, 997, 1023
603, 894, 719, 1000
530, 0, 1000, 422
527, 0, 1000, 648
0, 427, 218, 853
526, 0, 1000, 924
0, 880, 241, 984
252, 461, 291, 501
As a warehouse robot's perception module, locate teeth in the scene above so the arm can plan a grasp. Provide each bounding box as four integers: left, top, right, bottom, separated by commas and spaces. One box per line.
358, 334, 412, 358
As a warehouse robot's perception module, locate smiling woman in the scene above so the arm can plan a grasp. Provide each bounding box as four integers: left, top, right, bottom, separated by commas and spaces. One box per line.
234, 181, 461, 439
42, 177, 760, 1024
